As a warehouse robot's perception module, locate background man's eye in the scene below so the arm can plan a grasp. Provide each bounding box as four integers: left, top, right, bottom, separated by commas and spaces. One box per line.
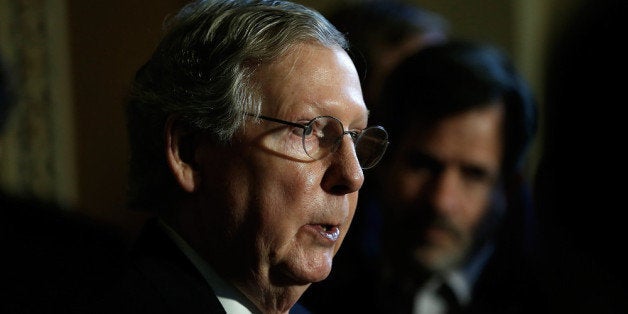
462, 167, 491, 183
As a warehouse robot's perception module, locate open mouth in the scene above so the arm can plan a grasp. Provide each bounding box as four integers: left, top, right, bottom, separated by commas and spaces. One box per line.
319, 224, 340, 241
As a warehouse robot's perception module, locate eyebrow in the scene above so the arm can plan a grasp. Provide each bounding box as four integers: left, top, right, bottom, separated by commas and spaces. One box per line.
300, 101, 370, 127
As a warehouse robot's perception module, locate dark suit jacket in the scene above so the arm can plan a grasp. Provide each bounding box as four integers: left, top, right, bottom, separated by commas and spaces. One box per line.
1, 192, 128, 314
90, 218, 227, 314
90, 218, 313, 314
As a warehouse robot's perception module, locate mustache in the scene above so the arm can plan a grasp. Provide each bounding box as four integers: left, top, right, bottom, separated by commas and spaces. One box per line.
394, 206, 464, 242
429, 216, 463, 241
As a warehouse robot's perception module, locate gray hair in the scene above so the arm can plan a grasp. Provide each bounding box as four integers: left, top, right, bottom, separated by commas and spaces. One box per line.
126, 0, 347, 211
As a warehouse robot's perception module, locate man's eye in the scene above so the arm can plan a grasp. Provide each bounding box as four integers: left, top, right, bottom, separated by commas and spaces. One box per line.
348, 131, 360, 141
291, 127, 305, 137
462, 166, 492, 183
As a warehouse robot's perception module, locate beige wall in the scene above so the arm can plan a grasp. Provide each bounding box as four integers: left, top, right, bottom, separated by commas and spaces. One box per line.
66, 0, 190, 234
0, 0, 77, 207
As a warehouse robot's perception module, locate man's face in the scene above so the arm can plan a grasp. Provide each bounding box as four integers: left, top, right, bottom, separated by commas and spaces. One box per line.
384, 104, 503, 273
193, 43, 367, 294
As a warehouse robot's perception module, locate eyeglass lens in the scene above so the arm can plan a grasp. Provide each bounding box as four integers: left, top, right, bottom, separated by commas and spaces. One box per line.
356, 126, 388, 169
303, 116, 388, 169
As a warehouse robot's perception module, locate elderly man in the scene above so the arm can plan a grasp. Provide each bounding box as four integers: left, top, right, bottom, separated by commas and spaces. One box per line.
97, 1, 388, 313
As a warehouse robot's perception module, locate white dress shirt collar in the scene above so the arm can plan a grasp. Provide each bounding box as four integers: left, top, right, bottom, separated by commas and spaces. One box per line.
158, 219, 260, 314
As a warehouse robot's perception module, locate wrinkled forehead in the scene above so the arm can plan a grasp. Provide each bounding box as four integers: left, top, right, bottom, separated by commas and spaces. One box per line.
253, 42, 367, 124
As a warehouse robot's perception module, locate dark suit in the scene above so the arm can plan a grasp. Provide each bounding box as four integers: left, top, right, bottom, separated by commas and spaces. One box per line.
92, 218, 312, 314
91, 218, 226, 314
1, 192, 128, 314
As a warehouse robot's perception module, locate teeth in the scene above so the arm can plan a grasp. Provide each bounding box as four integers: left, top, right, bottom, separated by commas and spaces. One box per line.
320, 226, 340, 241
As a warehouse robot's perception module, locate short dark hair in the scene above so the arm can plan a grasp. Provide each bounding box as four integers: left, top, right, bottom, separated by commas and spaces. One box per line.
328, 0, 449, 84
378, 40, 537, 177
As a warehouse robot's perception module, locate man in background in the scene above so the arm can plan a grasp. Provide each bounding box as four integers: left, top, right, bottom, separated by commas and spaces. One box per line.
373, 40, 543, 314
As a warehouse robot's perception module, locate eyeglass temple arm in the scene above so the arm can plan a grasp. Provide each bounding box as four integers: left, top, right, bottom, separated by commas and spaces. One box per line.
245, 113, 306, 129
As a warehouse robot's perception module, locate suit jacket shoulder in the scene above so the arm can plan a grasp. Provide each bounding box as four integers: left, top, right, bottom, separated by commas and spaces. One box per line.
91, 218, 226, 314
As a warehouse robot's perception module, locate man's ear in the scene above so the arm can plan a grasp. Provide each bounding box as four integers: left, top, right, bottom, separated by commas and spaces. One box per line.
165, 115, 200, 193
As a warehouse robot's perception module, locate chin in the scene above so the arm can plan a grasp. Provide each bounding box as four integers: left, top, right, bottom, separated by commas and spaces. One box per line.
298, 259, 334, 284
273, 253, 334, 286
306, 263, 333, 283
414, 246, 464, 273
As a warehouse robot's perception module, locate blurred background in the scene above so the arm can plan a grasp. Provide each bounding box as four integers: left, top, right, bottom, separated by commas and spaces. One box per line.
0, 0, 584, 240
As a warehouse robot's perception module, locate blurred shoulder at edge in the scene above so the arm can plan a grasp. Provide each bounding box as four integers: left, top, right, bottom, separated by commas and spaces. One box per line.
537, 0, 628, 312
1, 54, 128, 313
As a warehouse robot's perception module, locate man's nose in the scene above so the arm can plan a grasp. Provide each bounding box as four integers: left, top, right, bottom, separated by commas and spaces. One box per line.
429, 169, 461, 215
321, 136, 364, 195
